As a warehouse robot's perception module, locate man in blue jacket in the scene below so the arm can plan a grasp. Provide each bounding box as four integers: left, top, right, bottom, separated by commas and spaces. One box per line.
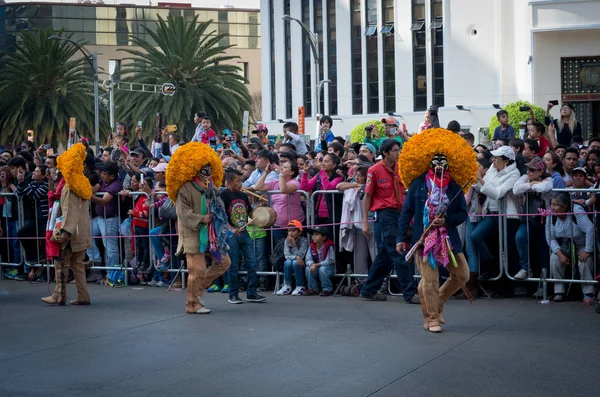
396, 154, 469, 333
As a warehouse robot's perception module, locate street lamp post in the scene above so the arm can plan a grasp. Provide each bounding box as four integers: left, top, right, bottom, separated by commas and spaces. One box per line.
282, 14, 330, 119
48, 35, 100, 155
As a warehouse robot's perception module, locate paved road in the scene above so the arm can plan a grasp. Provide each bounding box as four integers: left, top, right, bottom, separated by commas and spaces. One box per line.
0, 281, 598, 397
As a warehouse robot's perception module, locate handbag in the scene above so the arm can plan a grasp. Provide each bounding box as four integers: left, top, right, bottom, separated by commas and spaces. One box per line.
159, 198, 178, 221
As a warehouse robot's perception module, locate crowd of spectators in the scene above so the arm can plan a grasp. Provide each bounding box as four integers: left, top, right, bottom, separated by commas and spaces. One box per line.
0, 103, 599, 305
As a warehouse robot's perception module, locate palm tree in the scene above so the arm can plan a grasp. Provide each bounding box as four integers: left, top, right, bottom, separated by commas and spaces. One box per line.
0, 29, 98, 147
116, 15, 251, 140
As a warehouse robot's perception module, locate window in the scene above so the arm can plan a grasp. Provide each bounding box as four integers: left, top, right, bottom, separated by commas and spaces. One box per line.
382, 0, 395, 112
238, 62, 249, 82
218, 10, 230, 46
115, 7, 128, 46
301, 0, 312, 117
269, 0, 276, 119
351, 0, 363, 114
381, 24, 394, 35
314, 0, 324, 115
364, 25, 377, 36
327, 0, 337, 115
412, 0, 426, 111
366, 0, 378, 114
284, 0, 292, 119
431, 0, 444, 107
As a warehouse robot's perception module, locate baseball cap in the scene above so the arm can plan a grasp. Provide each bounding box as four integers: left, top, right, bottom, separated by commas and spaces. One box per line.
307, 225, 332, 239
287, 220, 303, 232
130, 147, 146, 157
152, 163, 168, 173
380, 117, 401, 128
361, 143, 376, 155
572, 167, 587, 176
252, 123, 268, 134
490, 145, 515, 161
525, 157, 545, 171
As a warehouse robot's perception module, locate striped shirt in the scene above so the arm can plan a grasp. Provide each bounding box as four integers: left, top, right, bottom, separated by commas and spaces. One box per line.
17, 179, 49, 221
545, 205, 595, 254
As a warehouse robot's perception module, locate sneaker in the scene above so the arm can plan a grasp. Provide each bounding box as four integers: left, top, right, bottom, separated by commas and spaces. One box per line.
377, 280, 389, 295
14, 273, 27, 281
291, 286, 305, 296
207, 284, 221, 292
160, 253, 171, 263
276, 285, 292, 296
6, 269, 18, 279
407, 294, 421, 304
228, 295, 244, 304
156, 281, 166, 287
148, 279, 158, 287
360, 293, 387, 301
258, 279, 268, 292
305, 288, 319, 296
246, 293, 267, 303
221, 284, 230, 293
319, 290, 333, 297
514, 269, 529, 280
583, 296, 595, 306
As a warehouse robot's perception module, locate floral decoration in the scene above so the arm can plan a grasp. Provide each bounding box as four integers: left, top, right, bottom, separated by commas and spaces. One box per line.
398, 128, 477, 192
166, 142, 224, 202
56, 143, 92, 200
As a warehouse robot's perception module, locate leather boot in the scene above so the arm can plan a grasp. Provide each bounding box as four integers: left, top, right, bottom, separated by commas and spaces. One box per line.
42, 259, 67, 305
70, 250, 91, 305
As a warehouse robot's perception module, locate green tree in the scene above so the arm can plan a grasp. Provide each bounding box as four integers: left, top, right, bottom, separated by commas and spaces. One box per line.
116, 15, 251, 140
0, 29, 98, 147
488, 100, 546, 140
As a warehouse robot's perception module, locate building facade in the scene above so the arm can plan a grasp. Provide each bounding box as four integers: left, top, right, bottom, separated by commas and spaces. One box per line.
0, 2, 261, 97
261, 0, 600, 141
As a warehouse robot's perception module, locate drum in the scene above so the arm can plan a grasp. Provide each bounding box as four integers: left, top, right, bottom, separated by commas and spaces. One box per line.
250, 207, 277, 228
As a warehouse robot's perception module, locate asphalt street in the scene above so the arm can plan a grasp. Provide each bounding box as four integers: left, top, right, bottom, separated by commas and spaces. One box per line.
0, 281, 598, 397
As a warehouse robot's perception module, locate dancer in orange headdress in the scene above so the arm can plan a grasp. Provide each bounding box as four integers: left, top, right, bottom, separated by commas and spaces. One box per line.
42, 143, 93, 306
166, 142, 230, 314
396, 128, 478, 333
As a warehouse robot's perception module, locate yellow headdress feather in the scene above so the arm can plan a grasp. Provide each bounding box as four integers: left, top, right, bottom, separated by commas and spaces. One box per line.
56, 143, 92, 200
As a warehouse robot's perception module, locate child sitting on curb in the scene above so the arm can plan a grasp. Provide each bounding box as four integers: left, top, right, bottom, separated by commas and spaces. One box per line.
305, 226, 336, 296
276, 220, 309, 296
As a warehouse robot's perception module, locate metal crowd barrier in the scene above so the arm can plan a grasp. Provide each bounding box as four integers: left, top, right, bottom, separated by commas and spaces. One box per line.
504, 188, 599, 294
0, 192, 23, 278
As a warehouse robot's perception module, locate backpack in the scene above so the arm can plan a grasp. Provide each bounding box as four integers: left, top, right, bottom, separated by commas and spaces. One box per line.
269, 239, 286, 272
159, 198, 178, 221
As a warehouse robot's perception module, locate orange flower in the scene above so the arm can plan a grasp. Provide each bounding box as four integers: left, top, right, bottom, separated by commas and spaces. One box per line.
398, 128, 477, 192
56, 143, 92, 200
166, 142, 223, 202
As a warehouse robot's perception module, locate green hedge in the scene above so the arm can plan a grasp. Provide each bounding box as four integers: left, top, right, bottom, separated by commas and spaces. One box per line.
350, 120, 385, 143
488, 100, 546, 140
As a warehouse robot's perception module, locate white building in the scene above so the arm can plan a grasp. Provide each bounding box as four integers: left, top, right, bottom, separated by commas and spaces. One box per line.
260, 0, 600, 142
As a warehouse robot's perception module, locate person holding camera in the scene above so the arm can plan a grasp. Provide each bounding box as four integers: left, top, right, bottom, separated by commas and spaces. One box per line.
364, 117, 408, 152
545, 102, 582, 146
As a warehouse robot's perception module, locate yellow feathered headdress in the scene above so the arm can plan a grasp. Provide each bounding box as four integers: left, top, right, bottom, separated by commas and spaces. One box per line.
398, 128, 478, 192
56, 143, 92, 200
166, 142, 224, 202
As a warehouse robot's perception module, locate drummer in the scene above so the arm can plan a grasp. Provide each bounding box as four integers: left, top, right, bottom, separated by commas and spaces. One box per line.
220, 169, 267, 304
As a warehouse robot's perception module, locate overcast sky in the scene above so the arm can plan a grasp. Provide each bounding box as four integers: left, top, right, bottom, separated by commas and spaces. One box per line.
3, 0, 260, 9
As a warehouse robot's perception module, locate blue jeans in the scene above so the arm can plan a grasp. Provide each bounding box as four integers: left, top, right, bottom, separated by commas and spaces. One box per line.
470, 216, 498, 264
1, 219, 21, 264
360, 209, 417, 301
283, 259, 305, 286
306, 263, 333, 291
253, 237, 268, 280
228, 230, 257, 297
464, 220, 479, 272
150, 226, 164, 262
515, 222, 549, 274
99, 216, 120, 267
87, 217, 102, 263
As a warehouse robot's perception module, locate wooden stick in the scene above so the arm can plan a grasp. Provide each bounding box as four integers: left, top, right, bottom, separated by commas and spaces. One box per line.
242, 188, 268, 202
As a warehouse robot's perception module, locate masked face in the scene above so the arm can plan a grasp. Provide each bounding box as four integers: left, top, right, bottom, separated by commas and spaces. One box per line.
430, 154, 448, 176
198, 164, 212, 183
